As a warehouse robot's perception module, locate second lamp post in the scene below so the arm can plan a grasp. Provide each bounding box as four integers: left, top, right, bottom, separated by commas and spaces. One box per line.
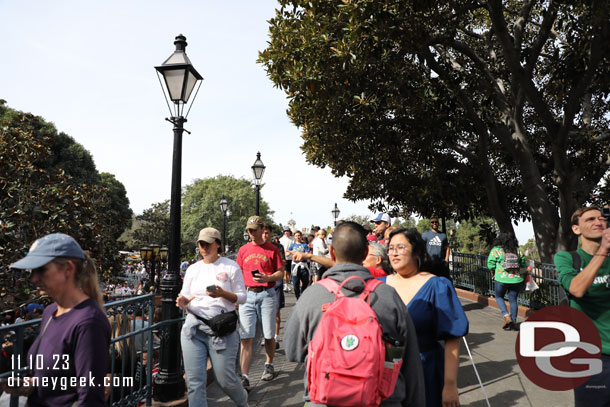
332, 203, 341, 226
251, 152, 265, 216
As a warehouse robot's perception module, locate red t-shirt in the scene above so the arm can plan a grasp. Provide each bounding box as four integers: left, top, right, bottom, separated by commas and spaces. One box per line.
237, 241, 283, 287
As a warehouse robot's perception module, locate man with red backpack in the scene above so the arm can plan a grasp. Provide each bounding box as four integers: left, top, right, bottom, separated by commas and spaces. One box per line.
284, 222, 425, 406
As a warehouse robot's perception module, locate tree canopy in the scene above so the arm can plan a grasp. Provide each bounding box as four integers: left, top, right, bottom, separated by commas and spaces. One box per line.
0, 100, 132, 277
259, 0, 610, 261
182, 175, 276, 255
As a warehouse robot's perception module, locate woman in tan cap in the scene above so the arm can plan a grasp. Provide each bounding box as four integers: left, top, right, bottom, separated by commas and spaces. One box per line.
176, 227, 247, 406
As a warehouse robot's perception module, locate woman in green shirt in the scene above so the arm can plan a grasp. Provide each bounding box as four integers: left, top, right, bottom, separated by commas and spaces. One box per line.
488, 234, 525, 330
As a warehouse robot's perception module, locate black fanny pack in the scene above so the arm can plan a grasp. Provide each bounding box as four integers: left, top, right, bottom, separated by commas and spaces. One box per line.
192, 310, 238, 337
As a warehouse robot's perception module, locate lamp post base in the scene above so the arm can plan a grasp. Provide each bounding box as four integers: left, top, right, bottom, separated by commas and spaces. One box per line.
153, 372, 185, 402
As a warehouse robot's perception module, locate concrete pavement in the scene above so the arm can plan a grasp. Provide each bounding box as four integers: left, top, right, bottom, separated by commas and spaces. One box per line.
207, 289, 574, 407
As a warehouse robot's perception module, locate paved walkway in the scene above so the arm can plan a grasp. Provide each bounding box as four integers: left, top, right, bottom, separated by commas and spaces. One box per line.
207, 289, 574, 407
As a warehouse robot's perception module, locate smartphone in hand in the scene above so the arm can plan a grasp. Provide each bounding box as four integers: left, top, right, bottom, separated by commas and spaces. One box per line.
206, 284, 217, 291
251, 270, 261, 278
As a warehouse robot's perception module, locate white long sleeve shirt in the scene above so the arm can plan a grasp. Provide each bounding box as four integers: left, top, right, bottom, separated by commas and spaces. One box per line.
180, 257, 247, 320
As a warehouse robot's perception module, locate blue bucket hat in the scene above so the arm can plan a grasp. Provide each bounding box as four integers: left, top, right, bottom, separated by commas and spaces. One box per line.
10, 233, 85, 270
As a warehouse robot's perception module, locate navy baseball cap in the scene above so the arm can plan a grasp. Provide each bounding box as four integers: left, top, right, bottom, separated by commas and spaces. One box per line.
10, 233, 85, 270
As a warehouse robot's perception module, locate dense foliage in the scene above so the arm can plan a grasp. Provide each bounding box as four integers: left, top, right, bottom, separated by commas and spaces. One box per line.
259, 0, 610, 261
182, 175, 277, 255
0, 101, 132, 289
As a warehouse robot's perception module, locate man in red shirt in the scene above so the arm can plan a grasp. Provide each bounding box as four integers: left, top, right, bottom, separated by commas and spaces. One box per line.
236, 216, 284, 390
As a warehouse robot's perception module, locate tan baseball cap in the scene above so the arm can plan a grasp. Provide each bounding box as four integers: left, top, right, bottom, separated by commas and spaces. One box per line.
245, 216, 263, 230
197, 228, 221, 244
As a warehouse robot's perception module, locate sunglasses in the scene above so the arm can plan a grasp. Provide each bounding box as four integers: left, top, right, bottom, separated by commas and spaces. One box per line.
430, 221, 439, 224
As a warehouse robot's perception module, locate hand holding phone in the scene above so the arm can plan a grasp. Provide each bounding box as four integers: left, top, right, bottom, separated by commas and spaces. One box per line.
206, 284, 217, 291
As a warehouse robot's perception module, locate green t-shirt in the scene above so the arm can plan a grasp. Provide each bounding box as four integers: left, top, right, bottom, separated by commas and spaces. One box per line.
487, 246, 525, 284
554, 249, 610, 355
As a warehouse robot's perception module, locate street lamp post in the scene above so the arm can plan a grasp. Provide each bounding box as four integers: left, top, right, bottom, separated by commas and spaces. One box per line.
154, 34, 202, 402
251, 152, 265, 216
331, 203, 340, 226
140, 245, 169, 293
219, 195, 228, 253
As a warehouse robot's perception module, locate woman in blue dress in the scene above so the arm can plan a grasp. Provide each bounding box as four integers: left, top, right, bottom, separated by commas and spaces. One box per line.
383, 228, 468, 407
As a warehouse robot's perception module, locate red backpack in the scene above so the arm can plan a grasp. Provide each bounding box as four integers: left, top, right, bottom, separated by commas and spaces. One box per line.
307, 276, 403, 407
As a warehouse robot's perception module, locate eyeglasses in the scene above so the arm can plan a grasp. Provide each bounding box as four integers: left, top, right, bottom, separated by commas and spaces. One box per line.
430, 221, 439, 224
388, 244, 409, 254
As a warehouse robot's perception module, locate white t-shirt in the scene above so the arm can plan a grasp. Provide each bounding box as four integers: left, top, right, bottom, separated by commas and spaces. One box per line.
312, 237, 330, 257
180, 257, 247, 320
280, 235, 296, 260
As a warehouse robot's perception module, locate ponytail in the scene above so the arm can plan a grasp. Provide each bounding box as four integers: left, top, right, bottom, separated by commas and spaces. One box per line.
54, 252, 104, 309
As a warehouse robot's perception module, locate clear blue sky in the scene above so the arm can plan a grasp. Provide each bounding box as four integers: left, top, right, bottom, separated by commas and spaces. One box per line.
0, 0, 534, 242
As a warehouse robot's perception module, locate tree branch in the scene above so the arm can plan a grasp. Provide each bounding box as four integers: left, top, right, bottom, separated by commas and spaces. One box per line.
524, 3, 558, 75
487, 0, 559, 134
560, 2, 609, 147
514, 0, 534, 50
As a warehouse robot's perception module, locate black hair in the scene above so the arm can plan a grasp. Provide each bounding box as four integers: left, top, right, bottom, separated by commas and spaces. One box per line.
332, 221, 368, 264
388, 228, 431, 272
215, 238, 223, 254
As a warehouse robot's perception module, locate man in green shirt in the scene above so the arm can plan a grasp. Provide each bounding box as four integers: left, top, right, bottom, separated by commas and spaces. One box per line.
554, 206, 610, 406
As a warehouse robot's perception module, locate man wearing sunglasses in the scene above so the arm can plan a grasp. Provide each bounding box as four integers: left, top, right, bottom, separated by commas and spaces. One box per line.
422, 217, 451, 279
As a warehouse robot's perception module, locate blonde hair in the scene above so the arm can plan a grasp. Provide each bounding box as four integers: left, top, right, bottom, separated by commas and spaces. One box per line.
53, 252, 104, 309
109, 314, 134, 359
384, 226, 398, 241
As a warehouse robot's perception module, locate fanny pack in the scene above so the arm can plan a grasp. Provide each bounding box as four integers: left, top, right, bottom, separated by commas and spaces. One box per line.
192, 310, 238, 337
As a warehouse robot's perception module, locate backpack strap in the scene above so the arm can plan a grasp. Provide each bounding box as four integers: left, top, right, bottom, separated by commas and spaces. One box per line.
569, 251, 581, 272
316, 276, 382, 301
317, 277, 340, 295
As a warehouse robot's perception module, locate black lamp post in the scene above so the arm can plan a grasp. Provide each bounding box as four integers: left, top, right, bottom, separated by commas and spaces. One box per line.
154, 34, 202, 402
219, 195, 229, 253
140, 245, 168, 293
251, 152, 265, 216
331, 203, 340, 226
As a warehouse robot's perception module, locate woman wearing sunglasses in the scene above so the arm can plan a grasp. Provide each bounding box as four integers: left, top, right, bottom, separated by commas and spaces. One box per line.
4, 233, 110, 406
382, 228, 468, 407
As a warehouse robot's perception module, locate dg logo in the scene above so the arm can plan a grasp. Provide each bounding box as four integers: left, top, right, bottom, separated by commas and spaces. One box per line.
515, 305, 602, 391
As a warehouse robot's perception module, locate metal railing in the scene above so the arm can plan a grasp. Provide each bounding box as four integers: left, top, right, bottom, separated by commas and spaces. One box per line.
449, 252, 567, 309
0, 294, 185, 407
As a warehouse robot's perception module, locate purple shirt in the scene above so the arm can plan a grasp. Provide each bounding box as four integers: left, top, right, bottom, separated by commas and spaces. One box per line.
26, 298, 110, 407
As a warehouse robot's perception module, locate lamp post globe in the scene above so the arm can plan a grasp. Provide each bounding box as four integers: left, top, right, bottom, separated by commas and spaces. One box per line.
251, 152, 265, 216
153, 34, 203, 402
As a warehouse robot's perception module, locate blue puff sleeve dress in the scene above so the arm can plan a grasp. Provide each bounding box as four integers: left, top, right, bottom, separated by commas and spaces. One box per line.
381, 276, 469, 407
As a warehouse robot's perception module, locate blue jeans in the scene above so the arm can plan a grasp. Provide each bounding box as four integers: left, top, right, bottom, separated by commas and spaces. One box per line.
574, 354, 610, 407
181, 329, 247, 407
239, 289, 278, 339
494, 281, 522, 321
291, 263, 309, 299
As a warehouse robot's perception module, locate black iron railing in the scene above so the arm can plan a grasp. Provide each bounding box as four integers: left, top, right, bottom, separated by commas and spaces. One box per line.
449, 252, 567, 309
0, 294, 185, 407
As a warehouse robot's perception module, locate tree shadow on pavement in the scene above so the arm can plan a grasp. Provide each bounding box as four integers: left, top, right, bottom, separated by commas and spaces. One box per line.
462, 302, 487, 312
461, 390, 527, 407
459, 359, 518, 390
462, 331, 495, 351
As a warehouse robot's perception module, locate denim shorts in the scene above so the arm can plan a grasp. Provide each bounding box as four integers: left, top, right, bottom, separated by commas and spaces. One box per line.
239, 289, 278, 339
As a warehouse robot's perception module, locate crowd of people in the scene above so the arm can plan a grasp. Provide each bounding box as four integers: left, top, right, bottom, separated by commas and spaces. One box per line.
1, 205, 608, 407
